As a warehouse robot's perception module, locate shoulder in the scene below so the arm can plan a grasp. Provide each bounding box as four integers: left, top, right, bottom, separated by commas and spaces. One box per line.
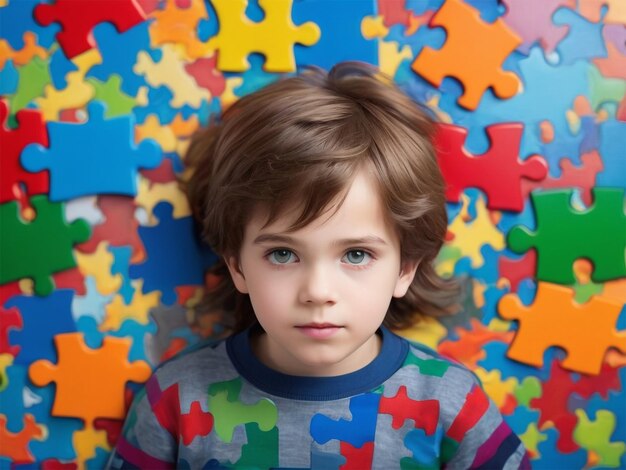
149, 336, 235, 389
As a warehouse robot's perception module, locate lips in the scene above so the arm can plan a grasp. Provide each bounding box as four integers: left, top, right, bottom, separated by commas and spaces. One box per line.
295, 323, 343, 339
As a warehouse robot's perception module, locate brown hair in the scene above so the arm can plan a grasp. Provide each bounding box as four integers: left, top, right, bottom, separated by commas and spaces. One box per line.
185, 61, 460, 333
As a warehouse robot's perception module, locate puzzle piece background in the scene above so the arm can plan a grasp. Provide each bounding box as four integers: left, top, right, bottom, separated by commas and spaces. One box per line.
0, 0, 624, 467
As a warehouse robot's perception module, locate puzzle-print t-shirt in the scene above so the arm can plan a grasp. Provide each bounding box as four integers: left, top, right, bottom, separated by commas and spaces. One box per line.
107, 326, 529, 469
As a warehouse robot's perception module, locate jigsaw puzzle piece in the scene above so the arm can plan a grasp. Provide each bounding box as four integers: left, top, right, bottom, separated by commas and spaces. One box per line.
500, 282, 626, 375
553, 7, 607, 65
311, 393, 380, 448
435, 122, 548, 212
380, 385, 439, 432
0, 31, 47, 72
1, 197, 90, 296
207, 378, 277, 443
21, 101, 162, 201
71, 277, 113, 325
0, 306, 22, 356
148, 0, 211, 60
0, 414, 45, 465
578, 0, 626, 24
412, 0, 521, 109
573, 409, 625, 468
77, 196, 144, 263
5, 289, 76, 364
236, 423, 279, 468
33, 0, 146, 59
533, 427, 587, 469
129, 202, 217, 305
292, 0, 378, 72
134, 44, 210, 108
521, 150, 603, 207
501, 0, 575, 54
87, 21, 154, 96
207, 0, 320, 72
597, 119, 626, 189
75, 242, 123, 296
89, 75, 138, 117
508, 188, 626, 284
29, 332, 151, 425
0, 100, 49, 204
446, 194, 505, 268
0, 0, 58, 50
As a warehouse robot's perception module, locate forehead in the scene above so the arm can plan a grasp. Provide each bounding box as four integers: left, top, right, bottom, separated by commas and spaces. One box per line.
244, 171, 398, 243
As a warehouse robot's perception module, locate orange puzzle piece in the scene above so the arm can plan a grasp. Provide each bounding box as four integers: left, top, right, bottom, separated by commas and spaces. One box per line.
29, 333, 151, 425
499, 282, 626, 375
0, 414, 45, 465
412, 0, 521, 110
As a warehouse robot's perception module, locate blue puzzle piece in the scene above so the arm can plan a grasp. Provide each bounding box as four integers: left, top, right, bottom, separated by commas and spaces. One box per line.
310, 449, 346, 470
132, 85, 179, 126
0, 60, 19, 96
578, 116, 600, 154
553, 8, 607, 65
21, 101, 162, 201
6, 290, 77, 365
403, 425, 444, 467
310, 393, 380, 448
533, 428, 587, 469
597, 119, 626, 189
87, 22, 157, 97
465, 0, 504, 23
230, 54, 281, 98
478, 342, 555, 382
292, 0, 378, 71
113, 319, 158, 363
454, 244, 502, 286
109, 245, 135, 305
540, 128, 585, 177
384, 22, 446, 58
129, 202, 218, 305
0, 364, 28, 431
49, 47, 78, 90
0, 0, 58, 50
503, 405, 540, 437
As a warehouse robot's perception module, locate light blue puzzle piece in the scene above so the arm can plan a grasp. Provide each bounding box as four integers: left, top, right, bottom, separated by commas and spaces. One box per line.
21, 101, 162, 201
553, 7, 606, 66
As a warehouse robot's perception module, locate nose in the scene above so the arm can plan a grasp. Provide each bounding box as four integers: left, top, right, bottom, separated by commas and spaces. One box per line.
298, 262, 338, 306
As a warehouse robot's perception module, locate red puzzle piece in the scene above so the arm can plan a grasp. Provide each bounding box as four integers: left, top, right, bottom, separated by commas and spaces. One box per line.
498, 251, 537, 292
379, 385, 439, 433
340, 441, 374, 470
0, 306, 22, 356
435, 123, 548, 212
76, 196, 144, 263
521, 150, 603, 207
34, 0, 146, 59
0, 101, 49, 204
181, 400, 214, 446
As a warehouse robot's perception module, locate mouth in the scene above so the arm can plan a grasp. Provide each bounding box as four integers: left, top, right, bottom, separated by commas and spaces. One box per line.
295, 323, 343, 339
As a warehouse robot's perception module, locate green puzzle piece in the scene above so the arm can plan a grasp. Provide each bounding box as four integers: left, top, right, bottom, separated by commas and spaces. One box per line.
207, 378, 278, 443
574, 409, 626, 467
508, 188, 626, 284
0, 196, 90, 295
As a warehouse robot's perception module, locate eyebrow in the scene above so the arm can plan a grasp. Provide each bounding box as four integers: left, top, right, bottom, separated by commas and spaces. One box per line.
252, 233, 389, 247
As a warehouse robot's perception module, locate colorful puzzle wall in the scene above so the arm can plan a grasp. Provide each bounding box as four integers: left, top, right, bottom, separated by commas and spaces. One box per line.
1, 0, 625, 468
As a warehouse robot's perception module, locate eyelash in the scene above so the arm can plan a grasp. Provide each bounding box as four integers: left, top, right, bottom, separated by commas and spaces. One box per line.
264, 248, 376, 270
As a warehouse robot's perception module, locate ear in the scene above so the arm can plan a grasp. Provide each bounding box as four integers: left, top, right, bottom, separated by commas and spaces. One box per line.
224, 255, 249, 294
393, 259, 419, 298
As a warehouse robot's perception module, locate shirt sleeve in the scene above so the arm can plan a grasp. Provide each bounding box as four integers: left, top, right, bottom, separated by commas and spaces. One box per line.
105, 374, 178, 470
442, 381, 530, 469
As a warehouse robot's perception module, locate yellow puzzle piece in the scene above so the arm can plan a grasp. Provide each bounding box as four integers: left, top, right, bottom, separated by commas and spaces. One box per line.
208, 0, 321, 72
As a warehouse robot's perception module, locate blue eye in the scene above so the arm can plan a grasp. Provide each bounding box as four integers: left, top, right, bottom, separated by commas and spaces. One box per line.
268, 249, 296, 264
344, 250, 371, 265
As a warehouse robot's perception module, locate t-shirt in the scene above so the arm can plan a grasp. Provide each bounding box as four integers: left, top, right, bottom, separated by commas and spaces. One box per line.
107, 326, 529, 469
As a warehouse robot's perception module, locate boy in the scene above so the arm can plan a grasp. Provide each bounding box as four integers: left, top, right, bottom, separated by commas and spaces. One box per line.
108, 62, 528, 469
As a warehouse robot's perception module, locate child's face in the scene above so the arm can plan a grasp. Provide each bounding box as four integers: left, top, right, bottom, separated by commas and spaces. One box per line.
225, 170, 418, 377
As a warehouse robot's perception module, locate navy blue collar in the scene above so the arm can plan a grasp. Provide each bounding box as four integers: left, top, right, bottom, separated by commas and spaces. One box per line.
226, 325, 408, 400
